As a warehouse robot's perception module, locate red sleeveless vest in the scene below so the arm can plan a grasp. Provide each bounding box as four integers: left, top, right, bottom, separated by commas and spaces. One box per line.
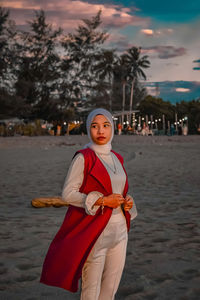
40, 148, 130, 292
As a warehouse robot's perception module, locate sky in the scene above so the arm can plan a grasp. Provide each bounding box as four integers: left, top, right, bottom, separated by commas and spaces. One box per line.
1, 0, 200, 102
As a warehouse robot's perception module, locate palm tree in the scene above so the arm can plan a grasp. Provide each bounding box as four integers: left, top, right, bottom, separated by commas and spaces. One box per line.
93, 49, 117, 111
122, 47, 150, 113
113, 56, 130, 127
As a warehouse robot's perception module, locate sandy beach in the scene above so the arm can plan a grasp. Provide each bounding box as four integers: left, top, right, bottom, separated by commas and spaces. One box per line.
0, 135, 200, 300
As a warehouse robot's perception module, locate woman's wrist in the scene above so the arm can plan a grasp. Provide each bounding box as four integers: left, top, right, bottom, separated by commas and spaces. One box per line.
97, 196, 107, 214
101, 196, 107, 205
93, 196, 106, 207
101, 197, 104, 214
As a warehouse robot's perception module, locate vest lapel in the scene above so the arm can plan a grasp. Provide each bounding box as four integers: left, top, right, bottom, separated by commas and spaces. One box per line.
111, 150, 128, 197
90, 155, 113, 195
121, 165, 128, 197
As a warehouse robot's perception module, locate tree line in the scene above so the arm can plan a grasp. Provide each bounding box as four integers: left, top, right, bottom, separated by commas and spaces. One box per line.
0, 8, 150, 120
0, 7, 199, 134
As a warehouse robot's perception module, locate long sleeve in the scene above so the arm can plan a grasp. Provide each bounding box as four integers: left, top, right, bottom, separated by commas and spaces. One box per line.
61, 153, 103, 214
126, 195, 138, 220
62, 153, 86, 207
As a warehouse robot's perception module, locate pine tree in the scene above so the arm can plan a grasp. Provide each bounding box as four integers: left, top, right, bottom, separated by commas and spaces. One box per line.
15, 10, 62, 120
0, 7, 18, 91
61, 10, 109, 112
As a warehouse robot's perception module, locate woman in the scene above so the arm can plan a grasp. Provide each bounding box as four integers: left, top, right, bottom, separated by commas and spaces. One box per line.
40, 108, 137, 300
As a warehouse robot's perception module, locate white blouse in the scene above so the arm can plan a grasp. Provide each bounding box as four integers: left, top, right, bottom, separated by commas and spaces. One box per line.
62, 152, 137, 220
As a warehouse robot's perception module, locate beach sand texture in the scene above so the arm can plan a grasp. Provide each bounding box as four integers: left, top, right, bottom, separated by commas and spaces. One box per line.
0, 135, 200, 300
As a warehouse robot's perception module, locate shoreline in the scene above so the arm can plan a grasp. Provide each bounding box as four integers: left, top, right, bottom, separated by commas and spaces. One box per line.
0, 134, 200, 149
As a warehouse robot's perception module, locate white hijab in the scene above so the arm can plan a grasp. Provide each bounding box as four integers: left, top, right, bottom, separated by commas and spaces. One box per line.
84, 108, 114, 155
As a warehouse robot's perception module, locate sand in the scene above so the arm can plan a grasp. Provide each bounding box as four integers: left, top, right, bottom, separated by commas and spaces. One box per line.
0, 135, 200, 300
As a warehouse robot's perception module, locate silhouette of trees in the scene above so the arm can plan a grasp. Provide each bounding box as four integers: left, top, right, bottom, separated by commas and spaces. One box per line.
2, 8, 199, 134
0, 7, 23, 118
93, 49, 118, 110
139, 96, 175, 121
0, 7, 17, 85
121, 46, 150, 111
61, 10, 109, 112
138, 96, 200, 134
175, 100, 200, 134
14, 10, 63, 120
0, 8, 151, 121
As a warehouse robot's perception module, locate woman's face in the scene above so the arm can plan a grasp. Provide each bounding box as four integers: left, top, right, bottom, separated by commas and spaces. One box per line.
90, 114, 112, 145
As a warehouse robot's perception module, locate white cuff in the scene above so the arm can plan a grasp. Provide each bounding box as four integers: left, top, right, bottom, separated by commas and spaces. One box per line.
129, 199, 138, 220
85, 191, 104, 215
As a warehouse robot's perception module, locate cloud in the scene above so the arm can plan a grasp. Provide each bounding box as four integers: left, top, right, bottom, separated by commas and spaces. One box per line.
140, 28, 173, 37
141, 29, 154, 36
176, 88, 190, 92
142, 46, 187, 59
2, 0, 149, 32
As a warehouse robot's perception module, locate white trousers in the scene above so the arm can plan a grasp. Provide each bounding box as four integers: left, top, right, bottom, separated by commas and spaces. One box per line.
81, 213, 128, 300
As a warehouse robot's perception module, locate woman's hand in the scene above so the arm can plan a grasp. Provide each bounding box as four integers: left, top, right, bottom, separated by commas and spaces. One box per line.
104, 194, 125, 208
124, 195, 133, 211
94, 194, 124, 209
94, 194, 125, 209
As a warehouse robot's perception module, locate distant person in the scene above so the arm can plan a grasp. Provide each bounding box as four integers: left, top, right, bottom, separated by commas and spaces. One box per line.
182, 125, 188, 136
127, 125, 133, 135
52, 124, 57, 136
137, 124, 141, 133
57, 124, 61, 136
178, 124, 182, 135
141, 122, 147, 136
61, 123, 67, 136
40, 108, 137, 300
117, 122, 122, 135
145, 125, 150, 136
170, 124, 175, 136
